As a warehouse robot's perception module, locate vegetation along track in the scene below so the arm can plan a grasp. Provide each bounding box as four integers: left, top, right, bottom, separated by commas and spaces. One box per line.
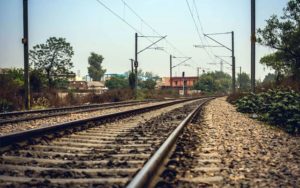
0, 97, 211, 187
0, 100, 157, 125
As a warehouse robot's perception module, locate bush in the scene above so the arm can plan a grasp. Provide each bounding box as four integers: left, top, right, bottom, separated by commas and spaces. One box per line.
0, 99, 14, 112
235, 89, 300, 133
91, 89, 134, 103
226, 91, 248, 104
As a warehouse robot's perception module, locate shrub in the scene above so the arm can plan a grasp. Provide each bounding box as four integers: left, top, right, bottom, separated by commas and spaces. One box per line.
0, 99, 14, 112
235, 89, 300, 133
226, 91, 248, 104
91, 89, 134, 103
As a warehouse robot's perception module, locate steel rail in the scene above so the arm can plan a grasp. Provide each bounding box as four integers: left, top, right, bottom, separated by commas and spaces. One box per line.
0, 100, 154, 117
127, 97, 213, 188
0, 98, 200, 148
0, 101, 149, 125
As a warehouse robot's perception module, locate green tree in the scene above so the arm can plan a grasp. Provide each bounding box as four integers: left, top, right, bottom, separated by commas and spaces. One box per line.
88, 52, 106, 81
193, 71, 231, 93
128, 72, 136, 90
30, 69, 46, 92
237, 72, 251, 91
257, 0, 300, 79
30, 37, 74, 87
140, 71, 159, 90
7, 68, 24, 87
105, 75, 128, 89
263, 73, 276, 83
260, 52, 288, 83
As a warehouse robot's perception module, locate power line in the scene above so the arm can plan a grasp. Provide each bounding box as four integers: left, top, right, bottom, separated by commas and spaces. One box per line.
120, 0, 195, 65
95, 0, 142, 35
120, 0, 191, 58
96, 0, 171, 59
96, 0, 199, 74
192, 0, 217, 60
185, 0, 216, 64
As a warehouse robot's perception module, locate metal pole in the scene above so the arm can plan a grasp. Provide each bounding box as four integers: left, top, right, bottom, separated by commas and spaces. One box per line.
23, 0, 30, 110
251, 0, 256, 92
197, 67, 199, 79
130, 59, 134, 73
220, 60, 223, 72
134, 33, 138, 97
182, 72, 185, 96
170, 55, 172, 88
239, 66, 242, 90
232, 31, 236, 93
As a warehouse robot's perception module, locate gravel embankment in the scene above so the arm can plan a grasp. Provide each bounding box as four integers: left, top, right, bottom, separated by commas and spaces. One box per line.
0, 101, 170, 136
157, 97, 300, 187
207, 97, 300, 187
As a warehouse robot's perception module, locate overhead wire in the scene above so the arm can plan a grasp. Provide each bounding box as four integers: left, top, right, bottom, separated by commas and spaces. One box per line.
120, 0, 193, 64
95, 0, 194, 72
192, 0, 218, 61
185, 0, 215, 63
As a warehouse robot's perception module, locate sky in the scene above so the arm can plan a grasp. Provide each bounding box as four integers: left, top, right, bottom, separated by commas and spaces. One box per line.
0, 0, 288, 80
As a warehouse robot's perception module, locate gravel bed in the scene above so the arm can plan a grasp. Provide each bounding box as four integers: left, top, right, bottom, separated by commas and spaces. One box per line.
0, 101, 169, 136
157, 97, 300, 187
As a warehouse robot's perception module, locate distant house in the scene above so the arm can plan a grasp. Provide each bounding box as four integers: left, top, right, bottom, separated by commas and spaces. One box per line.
87, 81, 108, 94
68, 81, 108, 94
103, 73, 126, 81
159, 77, 198, 89
158, 76, 199, 95
0, 68, 11, 75
68, 81, 88, 90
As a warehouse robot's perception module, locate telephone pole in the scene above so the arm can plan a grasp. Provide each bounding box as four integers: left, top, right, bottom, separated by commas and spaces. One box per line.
170, 55, 172, 87
201, 31, 236, 93
22, 0, 30, 110
197, 67, 200, 79
237, 66, 242, 90
129, 59, 134, 73
134, 33, 138, 97
232, 31, 236, 93
169, 56, 192, 90
251, 0, 256, 92
182, 71, 185, 96
134, 33, 166, 98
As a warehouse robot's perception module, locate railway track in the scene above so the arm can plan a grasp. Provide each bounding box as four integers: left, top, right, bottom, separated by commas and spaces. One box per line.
0, 97, 212, 187
0, 100, 157, 125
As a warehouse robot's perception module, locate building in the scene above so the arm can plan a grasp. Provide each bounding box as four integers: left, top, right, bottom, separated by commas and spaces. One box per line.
0, 68, 11, 75
87, 81, 108, 94
68, 81, 88, 90
160, 77, 198, 88
103, 73, 126, 82
158, 76, 199, 95
68, 81, 107, 94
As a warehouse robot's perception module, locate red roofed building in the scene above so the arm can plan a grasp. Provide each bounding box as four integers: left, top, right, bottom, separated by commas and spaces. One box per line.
157, 76, 199, 95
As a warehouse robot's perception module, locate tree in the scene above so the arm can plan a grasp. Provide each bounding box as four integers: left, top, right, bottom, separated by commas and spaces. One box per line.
263, 73, 276, 83
125, 70, 159, 90
30, 69, 46, 92
7, 68, 24, 87
237, 73, 251, 91
260, 52, 288, 83
193, 71, 231, 93
128, 72, 136, 90
30, 37, 74, 87
88, 52, 106, 81
105, 75, 128, 89
257, 0, 300, 79
139, 71, 159, 90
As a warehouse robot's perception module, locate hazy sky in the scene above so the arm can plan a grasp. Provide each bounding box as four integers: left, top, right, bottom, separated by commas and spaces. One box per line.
0, 0, 287, 79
